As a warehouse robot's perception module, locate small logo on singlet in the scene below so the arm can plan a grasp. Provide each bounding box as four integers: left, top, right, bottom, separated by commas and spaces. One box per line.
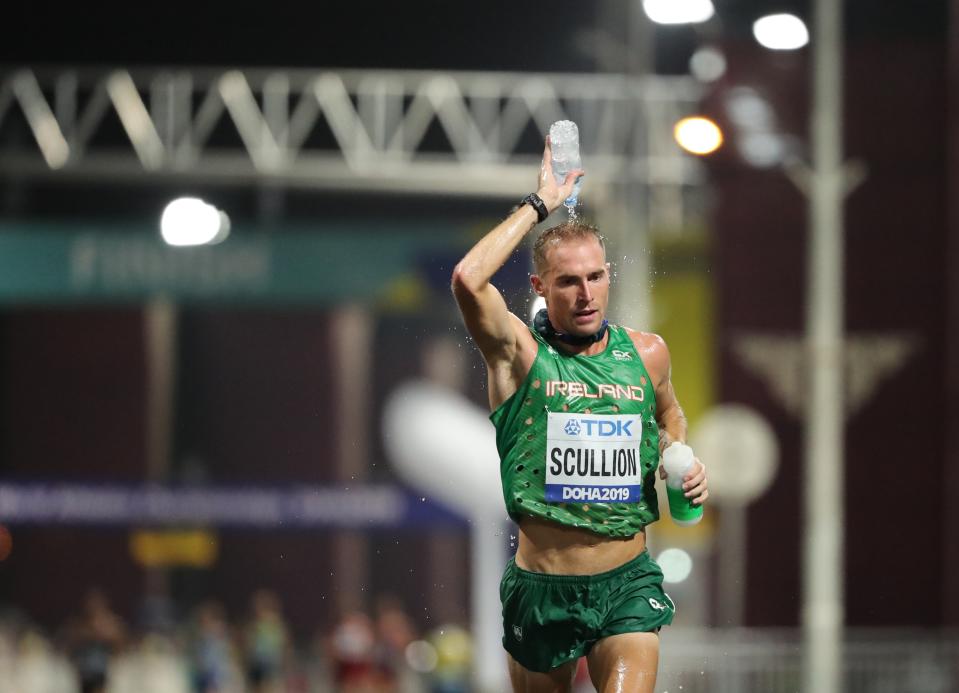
563, 419, 582, 436
512, 625, 524, 641
612, 349, 632, 361
648, 598, 668, 612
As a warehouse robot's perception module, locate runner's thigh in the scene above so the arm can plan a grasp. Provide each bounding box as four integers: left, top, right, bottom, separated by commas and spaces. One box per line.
585, 631, 659, 693
508, 653, 577, 693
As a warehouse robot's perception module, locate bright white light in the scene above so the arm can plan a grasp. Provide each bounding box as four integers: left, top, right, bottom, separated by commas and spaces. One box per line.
689, 47, 726, 82
160, 198, 230, 247
643, 0, 714, 25
657, 548, 693, 584
753, 14, 809, 50
674, 117, 723, 155
405, 640, 438, 673
530, 296, 546, 322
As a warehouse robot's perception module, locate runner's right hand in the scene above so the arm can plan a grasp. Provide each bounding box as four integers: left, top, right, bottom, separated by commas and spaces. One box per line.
536, 137, 584, 213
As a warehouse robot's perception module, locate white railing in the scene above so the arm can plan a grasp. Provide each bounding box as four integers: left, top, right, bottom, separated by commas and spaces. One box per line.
658, 628, 959, 693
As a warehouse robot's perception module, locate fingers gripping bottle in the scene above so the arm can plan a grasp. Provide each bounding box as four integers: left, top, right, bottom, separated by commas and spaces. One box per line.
548, 120, 583, 207
662, 442, 704, 526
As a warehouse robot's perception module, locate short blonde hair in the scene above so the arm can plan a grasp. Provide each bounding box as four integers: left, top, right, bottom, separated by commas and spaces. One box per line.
532, 221, 606, 275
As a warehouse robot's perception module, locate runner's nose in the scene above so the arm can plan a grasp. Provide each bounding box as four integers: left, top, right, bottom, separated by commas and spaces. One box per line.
578, 279, 592, 303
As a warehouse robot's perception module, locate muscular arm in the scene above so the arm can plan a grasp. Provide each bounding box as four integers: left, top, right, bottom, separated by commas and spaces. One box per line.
451, 139, 582, 409
631, 332, 687, 449
630, 331, 708, 506
450, 203, 541, 359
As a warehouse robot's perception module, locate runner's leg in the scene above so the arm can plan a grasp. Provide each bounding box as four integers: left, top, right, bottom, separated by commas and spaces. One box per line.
508, 653, 577, 693
585, 632, 659, 693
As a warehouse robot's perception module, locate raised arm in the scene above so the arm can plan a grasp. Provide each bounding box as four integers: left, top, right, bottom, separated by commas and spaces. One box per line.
451, 140, 582, 399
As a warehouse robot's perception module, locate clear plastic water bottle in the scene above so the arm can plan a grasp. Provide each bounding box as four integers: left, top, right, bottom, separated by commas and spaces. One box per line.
549, 120, 583, 207
662, 441, 704, 526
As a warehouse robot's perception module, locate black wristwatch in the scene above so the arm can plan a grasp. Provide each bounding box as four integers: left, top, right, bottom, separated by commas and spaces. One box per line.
521, 192, 549, 223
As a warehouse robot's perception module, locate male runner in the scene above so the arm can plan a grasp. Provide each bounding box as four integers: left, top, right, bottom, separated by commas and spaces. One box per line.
451, 138, 708, 693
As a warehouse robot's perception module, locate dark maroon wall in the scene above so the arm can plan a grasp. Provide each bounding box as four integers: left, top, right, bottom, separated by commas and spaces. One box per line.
706, 39, 950, 626
942, 0, 959, 627
0, 308, 147, 479
0, 308, 147, 627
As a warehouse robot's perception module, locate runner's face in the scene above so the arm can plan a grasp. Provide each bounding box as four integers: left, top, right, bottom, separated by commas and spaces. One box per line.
532, 236, 610, 337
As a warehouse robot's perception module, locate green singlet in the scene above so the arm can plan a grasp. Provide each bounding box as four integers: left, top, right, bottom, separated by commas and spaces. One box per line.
490, 324, 660, 537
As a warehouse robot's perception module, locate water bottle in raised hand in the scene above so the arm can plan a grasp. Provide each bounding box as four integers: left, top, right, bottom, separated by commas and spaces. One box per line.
549, 120, 583, 208
662, 442, 704, 526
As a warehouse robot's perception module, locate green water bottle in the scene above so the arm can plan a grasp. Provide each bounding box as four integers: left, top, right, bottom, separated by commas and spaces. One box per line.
663, 441, 703, 526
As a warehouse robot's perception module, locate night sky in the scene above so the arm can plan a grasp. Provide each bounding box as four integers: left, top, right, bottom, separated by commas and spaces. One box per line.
0, 1, 945, 72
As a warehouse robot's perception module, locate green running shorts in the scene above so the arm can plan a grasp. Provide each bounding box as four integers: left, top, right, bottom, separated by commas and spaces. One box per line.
500, 549, 675, 673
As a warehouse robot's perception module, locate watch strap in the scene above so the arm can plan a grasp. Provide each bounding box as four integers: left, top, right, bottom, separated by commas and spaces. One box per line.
521, 193, 549, 223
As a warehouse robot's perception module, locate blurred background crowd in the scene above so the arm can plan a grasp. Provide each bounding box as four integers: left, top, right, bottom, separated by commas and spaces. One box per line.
0, 585, 477, 693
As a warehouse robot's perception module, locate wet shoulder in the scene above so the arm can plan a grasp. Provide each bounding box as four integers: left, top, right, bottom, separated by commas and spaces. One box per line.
618, 326, 670, 386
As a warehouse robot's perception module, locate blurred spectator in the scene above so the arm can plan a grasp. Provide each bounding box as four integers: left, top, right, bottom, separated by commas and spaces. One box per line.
1, 628, 78, 693
0, 615, 19, 681
64, 588, 128, 693
373, 595, 417, 692
136, 571, 178, 637
425, 625, 471, 693
107, 633, 190, 693
243, 589, 290, 693
327, 610, 385, 692
188, 601, 240, 693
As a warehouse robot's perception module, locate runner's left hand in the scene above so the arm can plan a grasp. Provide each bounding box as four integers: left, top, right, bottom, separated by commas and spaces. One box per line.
658, 459, 708, 505
683, 459, 708, 506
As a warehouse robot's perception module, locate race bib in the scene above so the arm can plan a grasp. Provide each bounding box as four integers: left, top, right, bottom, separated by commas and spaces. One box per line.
545, 412, 643, 503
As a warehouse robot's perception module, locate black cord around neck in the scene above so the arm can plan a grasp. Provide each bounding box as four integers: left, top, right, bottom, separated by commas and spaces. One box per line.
533, 308, 608, 346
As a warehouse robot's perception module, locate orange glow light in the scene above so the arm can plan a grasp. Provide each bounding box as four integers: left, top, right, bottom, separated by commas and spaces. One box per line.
674, 116, 724, 155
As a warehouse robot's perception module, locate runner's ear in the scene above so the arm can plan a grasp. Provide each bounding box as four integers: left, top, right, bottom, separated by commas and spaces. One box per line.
530, 274, 545, 296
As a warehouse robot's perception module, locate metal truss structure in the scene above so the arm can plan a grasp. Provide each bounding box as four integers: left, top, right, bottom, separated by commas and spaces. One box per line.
0, 67, 703, 204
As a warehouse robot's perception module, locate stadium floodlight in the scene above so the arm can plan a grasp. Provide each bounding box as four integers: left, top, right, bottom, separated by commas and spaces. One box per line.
160, 197, 230, 246
753, 13, 810, 50
643, 0, 715, 25
674, 116, 724, 155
